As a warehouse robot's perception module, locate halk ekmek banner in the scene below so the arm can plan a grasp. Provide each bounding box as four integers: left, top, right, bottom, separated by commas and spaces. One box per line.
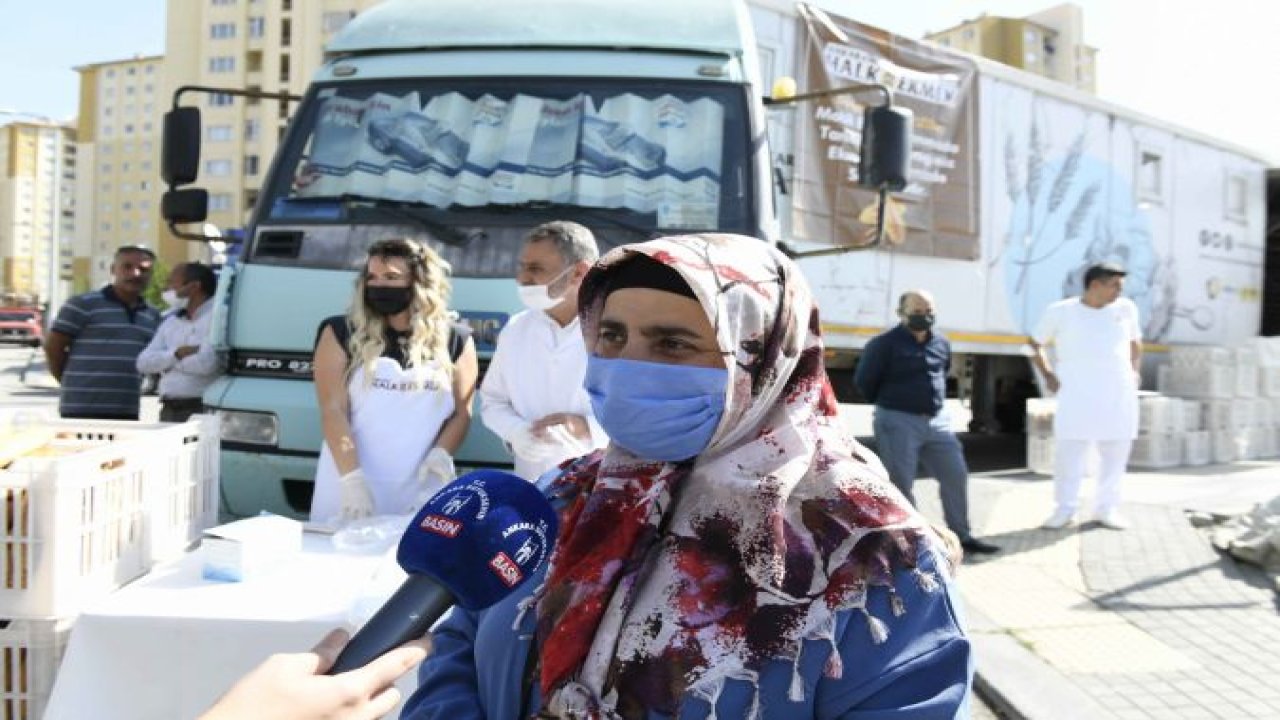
790, 3, 980, 259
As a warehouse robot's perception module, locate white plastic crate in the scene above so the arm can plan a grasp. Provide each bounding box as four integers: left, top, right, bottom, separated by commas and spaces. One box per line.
1203, 400, 1252, 431
1168, 364, 1234, 398
1261, 368, 1280, 397
0, 617, 72, 720
1171, 346, 1232, 368
1249, 427, 1278, 459
0, 435, 150, 618
1138, 396, 1176, 435
0, 417, 218, 618
1025, 399, 1056, 437
1203, 400, 1232, 431
1180, 400, 1203, 432
1255, 399, 1274, 429
1182, 431, 1211, 466
1129, 434, 1180, 469
1027, 433, 1054, 475
1251, 337, 1280, 368
1211, 431, 1237, 464
1155, 364, 1172, 395
1237, 430, 1258, 461
1235, 364, 1259, 397
143, 415, 220, 564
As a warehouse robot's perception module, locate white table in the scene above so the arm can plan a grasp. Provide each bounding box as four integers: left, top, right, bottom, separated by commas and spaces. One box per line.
45, 534, 415, 720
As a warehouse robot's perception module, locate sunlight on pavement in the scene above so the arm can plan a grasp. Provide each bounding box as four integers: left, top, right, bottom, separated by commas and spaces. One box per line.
959, 482, 1201, 675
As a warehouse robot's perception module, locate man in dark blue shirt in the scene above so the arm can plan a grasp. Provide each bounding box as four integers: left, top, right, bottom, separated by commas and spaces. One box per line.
855, 290, 999, 555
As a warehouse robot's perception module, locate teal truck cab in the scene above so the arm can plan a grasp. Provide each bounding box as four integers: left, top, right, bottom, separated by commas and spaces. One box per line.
160, 0, 906, 518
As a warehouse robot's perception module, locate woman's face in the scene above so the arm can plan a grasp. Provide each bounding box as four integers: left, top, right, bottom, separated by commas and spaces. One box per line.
594, 287, 725, 369
365, 255, 414, 288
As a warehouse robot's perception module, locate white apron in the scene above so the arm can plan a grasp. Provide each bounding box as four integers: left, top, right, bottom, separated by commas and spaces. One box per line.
1052, 303, 1139, 441
311, 356, 455, 522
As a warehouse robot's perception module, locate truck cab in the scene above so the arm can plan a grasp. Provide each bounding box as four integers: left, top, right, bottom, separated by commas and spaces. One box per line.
179, 0, 778, 517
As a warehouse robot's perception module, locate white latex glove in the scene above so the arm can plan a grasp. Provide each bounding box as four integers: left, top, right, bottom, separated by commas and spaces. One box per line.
408, 448, 456, 513
545, 423, 590, 456
338, 468, 376, 521
509, 425, 559, 462
420, 447, 456, 488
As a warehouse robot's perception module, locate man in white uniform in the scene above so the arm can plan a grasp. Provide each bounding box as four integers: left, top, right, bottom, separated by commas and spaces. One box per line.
1031, 262, 1142, 530
136, 262, 220, 421
481, 221, 608, 480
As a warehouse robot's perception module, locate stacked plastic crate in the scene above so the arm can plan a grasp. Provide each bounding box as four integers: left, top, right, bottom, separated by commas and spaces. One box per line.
1025, 398, 1056, 475
1131, 395, 1182, 468
1179, 399, 1210, 466
1255, 338, 1280, 459
0, 415, 219, 719
1161, 344, 1280, 464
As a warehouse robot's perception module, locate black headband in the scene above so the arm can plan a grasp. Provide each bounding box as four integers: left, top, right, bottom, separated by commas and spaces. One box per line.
602, 253, 697, 301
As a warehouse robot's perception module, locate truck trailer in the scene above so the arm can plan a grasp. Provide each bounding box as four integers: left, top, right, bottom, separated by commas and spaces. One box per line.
160, 0, 1269, 517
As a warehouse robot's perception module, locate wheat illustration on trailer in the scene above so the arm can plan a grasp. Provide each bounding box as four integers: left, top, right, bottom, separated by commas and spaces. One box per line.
1007, 124, 1096, 294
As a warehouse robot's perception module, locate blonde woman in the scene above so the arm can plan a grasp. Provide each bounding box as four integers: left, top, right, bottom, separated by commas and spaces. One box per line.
310, 238, 478, 523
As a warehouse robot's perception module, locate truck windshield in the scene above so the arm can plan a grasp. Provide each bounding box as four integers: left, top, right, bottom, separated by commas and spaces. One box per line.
258, 77, 755, 275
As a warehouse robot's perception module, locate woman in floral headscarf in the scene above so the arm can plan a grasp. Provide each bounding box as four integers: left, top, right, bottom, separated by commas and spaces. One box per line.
403, 234, 973, 719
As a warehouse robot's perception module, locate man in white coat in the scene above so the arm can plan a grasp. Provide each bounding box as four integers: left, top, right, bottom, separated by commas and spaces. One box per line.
480, 221, 608, 480
1030, 262, 1142, 530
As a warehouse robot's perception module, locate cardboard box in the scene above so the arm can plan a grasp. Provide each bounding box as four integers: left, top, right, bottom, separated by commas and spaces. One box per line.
202, 515, 303, 582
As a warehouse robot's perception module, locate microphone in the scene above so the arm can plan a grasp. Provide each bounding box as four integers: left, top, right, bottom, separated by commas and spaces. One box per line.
327, 469, 558, 675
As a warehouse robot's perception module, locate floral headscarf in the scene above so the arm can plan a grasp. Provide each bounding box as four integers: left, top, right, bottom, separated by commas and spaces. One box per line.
534, 235, 935, 718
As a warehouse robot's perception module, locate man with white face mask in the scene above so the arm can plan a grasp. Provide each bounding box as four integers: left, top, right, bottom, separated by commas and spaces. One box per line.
136, 262, 220, 421
480, 221, 608, 480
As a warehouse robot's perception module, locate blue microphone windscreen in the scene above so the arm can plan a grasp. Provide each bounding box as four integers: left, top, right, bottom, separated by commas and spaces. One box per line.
398, 469, 558, 610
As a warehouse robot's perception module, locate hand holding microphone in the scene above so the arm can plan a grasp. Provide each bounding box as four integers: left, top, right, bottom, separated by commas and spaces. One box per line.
327, 469, 558, 675
197, 629, 429, 720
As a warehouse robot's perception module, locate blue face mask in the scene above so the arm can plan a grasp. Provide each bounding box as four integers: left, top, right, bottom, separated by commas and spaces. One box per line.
585, 356, 728, 462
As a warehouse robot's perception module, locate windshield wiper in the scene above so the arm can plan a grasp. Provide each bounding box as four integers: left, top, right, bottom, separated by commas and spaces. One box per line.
288, 194, 480, 247
466, 201, 658, 239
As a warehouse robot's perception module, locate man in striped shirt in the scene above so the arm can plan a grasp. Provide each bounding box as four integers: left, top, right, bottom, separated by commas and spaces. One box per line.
44, 245, 161, 420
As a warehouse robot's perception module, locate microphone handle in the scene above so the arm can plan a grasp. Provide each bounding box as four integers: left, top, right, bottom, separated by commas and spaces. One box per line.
327, 574, 455, 675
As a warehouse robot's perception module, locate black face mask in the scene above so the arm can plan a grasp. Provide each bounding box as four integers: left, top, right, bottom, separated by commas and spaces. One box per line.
364, 286, 413, 316
905, 313, 935, 331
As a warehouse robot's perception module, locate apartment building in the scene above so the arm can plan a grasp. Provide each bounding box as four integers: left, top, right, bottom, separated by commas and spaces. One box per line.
74, 55, 168, 288
164, 0, 382, 236
926, 3, 1097, 93
0, 119, 76, 307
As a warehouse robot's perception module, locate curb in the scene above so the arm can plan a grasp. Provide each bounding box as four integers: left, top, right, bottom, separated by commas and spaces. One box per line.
965, 604, 1110, 720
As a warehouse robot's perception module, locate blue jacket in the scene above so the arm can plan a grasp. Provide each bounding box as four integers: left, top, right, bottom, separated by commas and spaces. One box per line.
401, 547, 973, 719
854, 325, 951, 416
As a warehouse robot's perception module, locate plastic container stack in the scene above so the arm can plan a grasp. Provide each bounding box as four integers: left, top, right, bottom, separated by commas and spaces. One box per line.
0, 414, 219, 718
1025, 398, 1056, 475
1130, 395, 1182, 469
1160, 341, 1280, 466
1028, 341, 1280, 475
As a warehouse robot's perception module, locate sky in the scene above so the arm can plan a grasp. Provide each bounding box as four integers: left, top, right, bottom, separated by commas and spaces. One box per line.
1, 0, 1277, 163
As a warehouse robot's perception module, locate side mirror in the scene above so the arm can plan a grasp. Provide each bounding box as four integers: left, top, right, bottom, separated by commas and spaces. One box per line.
859, 105, 912, 191
162, 189, 209, 224
162, 107, 202, 186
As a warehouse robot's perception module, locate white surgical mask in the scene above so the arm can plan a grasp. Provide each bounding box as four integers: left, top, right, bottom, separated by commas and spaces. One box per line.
516, 266, 573, 311
162, 288, 187, 310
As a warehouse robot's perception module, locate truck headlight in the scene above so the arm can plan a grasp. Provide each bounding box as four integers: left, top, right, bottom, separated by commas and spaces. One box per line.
216, 409, 279, 446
